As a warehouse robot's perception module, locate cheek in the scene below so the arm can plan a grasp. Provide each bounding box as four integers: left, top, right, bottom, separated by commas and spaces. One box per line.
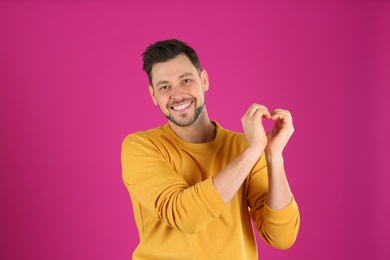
197, 89, 206, 101
155, 97, 168, 109
152, 94, 163, 105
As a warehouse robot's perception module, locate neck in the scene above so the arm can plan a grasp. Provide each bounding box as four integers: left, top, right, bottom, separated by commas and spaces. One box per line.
168, 108, 216, 143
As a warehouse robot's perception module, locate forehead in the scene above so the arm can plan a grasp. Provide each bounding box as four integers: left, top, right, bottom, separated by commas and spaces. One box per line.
151, 54, 198, 84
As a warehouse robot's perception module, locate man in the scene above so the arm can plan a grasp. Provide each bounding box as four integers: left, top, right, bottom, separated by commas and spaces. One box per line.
121, 39, 300, 259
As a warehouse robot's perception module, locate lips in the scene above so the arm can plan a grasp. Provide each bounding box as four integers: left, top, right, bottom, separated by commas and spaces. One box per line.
171, 101, 192, 111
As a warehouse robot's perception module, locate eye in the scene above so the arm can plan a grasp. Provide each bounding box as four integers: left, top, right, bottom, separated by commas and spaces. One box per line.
160, 85, 170, 91
182, 79, 191, 84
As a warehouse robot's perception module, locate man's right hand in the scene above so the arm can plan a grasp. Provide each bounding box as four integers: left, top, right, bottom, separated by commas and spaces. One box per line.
212, 103, 272, 204
241, 103, 271, 156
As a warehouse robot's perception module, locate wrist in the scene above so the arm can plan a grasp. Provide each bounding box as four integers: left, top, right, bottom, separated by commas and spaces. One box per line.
265, 151, 284, 163
244, 145, 264, 160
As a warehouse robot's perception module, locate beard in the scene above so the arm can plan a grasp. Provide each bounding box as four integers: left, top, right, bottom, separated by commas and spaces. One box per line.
164, 102, 205, 127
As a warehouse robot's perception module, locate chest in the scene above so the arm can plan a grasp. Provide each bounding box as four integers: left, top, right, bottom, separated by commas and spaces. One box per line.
165, 146, 242, 186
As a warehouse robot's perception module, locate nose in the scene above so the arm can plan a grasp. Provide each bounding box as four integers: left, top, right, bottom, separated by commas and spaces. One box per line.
169, 85, 186, 101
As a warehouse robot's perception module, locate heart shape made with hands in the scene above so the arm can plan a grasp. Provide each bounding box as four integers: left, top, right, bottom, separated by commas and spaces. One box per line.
261, 117, 277, 132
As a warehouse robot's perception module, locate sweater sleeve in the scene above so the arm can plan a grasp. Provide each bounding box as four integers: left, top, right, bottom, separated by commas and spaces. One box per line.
247, 154, 300, 249
121, 133, 228, 234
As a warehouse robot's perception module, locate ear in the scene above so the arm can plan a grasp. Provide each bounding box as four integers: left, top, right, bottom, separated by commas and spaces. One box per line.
201, 69, 209, 92
148, 85, 158, 105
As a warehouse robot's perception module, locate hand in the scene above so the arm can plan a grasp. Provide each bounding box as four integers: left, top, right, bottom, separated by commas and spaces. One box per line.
241, 104, 271, 152
265, 109, 294, 155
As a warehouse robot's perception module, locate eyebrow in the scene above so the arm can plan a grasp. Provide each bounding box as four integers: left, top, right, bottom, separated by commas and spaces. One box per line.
155, 72, 195, 87
155, 80, 170, 87
178, 72, 194, 79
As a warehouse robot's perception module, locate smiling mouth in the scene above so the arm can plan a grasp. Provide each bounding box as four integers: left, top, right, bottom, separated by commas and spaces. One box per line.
171, 101, 192, 111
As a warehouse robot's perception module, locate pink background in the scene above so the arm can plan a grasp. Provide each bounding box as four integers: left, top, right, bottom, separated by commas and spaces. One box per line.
1, 1, 389, 259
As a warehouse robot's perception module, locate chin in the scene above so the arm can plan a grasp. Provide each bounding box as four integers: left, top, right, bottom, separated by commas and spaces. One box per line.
166, 103, 204, 127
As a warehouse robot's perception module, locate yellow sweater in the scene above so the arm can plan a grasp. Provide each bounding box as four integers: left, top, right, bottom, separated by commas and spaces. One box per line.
121, 121, 300, 260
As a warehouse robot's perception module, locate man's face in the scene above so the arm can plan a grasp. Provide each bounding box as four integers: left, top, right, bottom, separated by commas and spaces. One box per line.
149, 54, 209, 127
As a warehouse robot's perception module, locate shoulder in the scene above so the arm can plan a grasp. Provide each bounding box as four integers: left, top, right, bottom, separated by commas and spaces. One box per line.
215, 122, 247, 148
122, 125, 176, 160
215, 121, 245, 140
122, 126, 165, 145
122, 126, 167, 154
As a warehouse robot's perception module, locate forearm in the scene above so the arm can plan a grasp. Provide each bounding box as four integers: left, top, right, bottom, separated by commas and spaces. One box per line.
265, 153, 293, 210
212, 147, 262, 204
248, 152, 300, 249
258, 198, 300, 249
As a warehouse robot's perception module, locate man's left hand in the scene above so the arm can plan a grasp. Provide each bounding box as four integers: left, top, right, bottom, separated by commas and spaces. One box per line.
265, 109, 294, 155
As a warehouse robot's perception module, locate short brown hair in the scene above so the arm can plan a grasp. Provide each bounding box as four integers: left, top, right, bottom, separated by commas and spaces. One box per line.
142, 39, 202, 85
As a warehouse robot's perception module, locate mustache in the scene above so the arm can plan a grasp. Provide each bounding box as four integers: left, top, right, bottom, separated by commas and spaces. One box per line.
168, 98, 194, 107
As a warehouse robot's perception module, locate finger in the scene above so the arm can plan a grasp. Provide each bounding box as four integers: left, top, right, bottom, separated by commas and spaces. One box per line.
270, 109, 290, 115
246, 104, 265, 117
270, 109, 292, 122
246, 103, 271, 119
253, 108, 272, 120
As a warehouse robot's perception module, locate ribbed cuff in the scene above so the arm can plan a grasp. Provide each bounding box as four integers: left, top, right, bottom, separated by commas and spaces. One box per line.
200, 178, 229, 217
263, 196, 299, 224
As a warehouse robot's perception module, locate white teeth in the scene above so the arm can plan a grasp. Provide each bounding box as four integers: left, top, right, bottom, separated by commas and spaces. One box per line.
172, 102, 191, 111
